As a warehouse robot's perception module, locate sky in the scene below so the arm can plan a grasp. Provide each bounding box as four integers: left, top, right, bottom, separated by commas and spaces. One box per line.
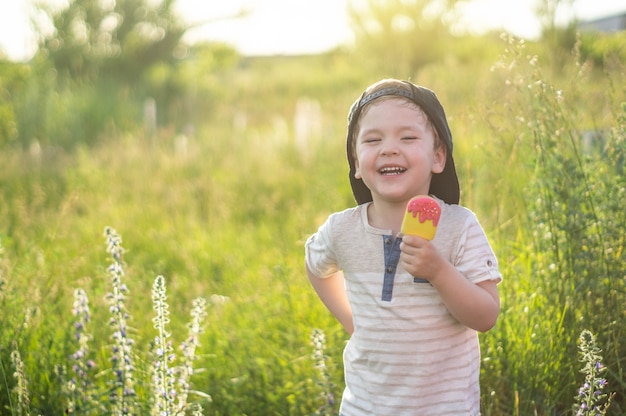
0, 0, 624, 61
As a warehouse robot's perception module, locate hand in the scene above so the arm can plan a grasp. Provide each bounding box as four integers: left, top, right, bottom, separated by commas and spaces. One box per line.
400, 235, 501, 332
399, 235, 445, 281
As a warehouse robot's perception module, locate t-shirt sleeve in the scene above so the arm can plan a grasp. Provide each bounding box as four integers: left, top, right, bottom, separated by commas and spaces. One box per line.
453, 215, 502, 284
305, 218, 339, 279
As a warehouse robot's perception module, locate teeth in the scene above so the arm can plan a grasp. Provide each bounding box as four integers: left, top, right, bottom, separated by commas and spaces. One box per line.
380, 167, 405, 175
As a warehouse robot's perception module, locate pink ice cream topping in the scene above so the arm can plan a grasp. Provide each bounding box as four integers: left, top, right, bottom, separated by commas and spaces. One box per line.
407, 198, 441, 226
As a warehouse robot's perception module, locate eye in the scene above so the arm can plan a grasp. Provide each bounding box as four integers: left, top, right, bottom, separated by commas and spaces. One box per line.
362, 137, 381, 144
401, 136, 418, 141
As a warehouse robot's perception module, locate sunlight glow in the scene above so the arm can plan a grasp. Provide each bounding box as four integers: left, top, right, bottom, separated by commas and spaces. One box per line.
0, 0, 624, 61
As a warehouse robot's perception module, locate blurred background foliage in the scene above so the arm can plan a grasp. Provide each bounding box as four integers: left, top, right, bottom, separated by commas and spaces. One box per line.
1, 0, 625, 414
0, 0, 624, 150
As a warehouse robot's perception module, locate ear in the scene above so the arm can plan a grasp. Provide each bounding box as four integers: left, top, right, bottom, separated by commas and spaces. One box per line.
354, 159, 362, 179
431, 145, 446, 174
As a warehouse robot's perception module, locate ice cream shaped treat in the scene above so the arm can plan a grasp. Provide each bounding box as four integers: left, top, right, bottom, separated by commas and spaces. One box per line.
400, 195, 441, 240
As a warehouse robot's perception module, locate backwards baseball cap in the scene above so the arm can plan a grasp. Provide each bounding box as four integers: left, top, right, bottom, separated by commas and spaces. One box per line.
346, 79, 460, 205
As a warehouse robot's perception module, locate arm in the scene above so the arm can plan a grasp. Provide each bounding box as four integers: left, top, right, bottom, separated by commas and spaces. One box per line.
306, 267, 354, 335
400, 236, 500, 332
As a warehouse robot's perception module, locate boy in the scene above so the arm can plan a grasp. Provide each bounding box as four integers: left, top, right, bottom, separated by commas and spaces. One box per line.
305, 79, 501, 415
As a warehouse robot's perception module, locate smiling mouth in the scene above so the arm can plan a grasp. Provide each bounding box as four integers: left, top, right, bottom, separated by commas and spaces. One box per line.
379, 167, 406, 175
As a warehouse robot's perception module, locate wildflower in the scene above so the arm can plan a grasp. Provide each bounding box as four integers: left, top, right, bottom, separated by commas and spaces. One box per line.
572, 330, 614, 416
104, 227, 137, 415
10, 343, 31, 416
310, 329, 336, 415
175, 296, 208, 412
151, 275, 176, 415
65, 288, 100, 413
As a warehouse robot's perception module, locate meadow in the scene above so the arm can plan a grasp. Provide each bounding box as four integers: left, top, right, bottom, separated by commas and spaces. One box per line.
1, 34, 625, 415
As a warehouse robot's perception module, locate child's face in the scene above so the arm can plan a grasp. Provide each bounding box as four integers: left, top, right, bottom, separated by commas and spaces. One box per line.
353, 98, 446, 204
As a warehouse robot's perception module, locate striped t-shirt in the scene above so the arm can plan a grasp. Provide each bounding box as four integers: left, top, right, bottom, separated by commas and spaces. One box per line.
305, 198, 501, 416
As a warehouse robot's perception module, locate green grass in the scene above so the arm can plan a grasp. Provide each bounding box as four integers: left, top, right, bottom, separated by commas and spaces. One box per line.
0, 130, 350, 414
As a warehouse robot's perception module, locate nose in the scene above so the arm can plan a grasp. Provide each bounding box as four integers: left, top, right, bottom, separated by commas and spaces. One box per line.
380, 141, 399, 156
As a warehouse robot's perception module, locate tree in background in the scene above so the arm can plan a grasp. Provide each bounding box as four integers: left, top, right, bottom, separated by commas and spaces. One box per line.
347, 0, 462, 77
347, 0, 598, 77
535, 0, 578, 68
5, 0, 243, 149
34, 0, 187, 84
0, 61, 29, 147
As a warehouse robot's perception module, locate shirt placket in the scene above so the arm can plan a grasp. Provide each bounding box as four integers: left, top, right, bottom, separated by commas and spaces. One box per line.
381, 235, 402, 301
